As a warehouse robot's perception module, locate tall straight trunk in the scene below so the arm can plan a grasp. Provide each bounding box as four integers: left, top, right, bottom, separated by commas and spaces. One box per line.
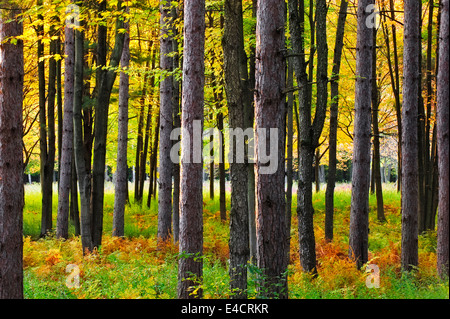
254, 0, 288, 298
73, 12, 93, 253
158, 0, 174, 244
325, 0, 348, 242
37, 0, 52, 237
0, 4, 24, 299
45, 21, 57, 232
113, 10, 130, 238
223, 0, 250, 299
437, 0, 449, 280
91, 1, 125, 248
172, 4, 181, 243
348, 0, 374, 269
57, 30, 63, 188
401, 0, 421, 272
247, 0, 257, 264
57, 20, 75, 239
286, 56, 294, 258
178, 0, 205, 299
135, 67, 148, 202
371, 28, 385, 222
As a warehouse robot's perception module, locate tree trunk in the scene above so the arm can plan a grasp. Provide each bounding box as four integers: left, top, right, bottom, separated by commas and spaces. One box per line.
348, 0, 374, 270
0, 4, 24, 299
147, 114, 160, 208
57, 20, 75, 239
37, 0, 53, 237
113, 9, 130, 238
247, 0, 257, 265
172, 4, 181, 243
177, 0, 205, 299
286, 56, 294, 260
371, 27, 385, 223
325, 0, 348, 242
254, 0, 288, 298
158, 0, 174, 244
401, 0, 421, 272
223, 0, 250, 299
91, 1, 125, 248
70, 153, 80, 236
437, 0, 449, 280
73, 12, 93, 253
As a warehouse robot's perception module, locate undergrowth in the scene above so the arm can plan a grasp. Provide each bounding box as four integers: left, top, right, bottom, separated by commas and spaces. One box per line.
22, 182, 449, 299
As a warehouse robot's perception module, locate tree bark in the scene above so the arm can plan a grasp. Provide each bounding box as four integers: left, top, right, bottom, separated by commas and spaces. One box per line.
286, 56, 294, 259
113, 9, 130, 238
172, 4, 181, 243
73, 9, 93, 253
0, 4, 24, 299
178, 0, 205, 299
254, 0, 288, 298
348, 0, 374, 270
325, 0, 348, 242
57, 19, 75, 240
223, 0, 250, 299
437, 0, 449, 280
401, 0, 421, 272
371, 28, 385, 223
158, 0, 174, 244
247, 0, 257, 264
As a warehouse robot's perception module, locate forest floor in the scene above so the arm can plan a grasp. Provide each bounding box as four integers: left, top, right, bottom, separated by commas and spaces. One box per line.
22, 182, 449, 299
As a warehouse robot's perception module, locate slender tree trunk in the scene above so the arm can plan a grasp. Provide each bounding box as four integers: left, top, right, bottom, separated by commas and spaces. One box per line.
70, 153, 80, 236
254, 0, 288, 298
147, 114, 160, 208
371, 28, 385, 223
73, 11, 93, 253
172, 4, 181, 243
37, 0, 53, 237
223, 0, 250, 299
209, 126, 214, 200
247, 0, 257, 264
177, 0, 205, 299
348, 0, 374, 270
325, 0, 348, 242
91, 1, 125, 248
437, 0, 449, 280
113, 9, 130, 238
57, 20, 75, 239
401, 0, 421, 272
315, 149, 320, 192
135, 69, 148, 202
0, 4, 24, 298
57, 29, 63, 189
158, 0, 174, 244
286, 56, 294, 259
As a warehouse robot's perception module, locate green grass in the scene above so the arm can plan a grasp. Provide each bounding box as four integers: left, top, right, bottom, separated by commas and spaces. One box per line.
22, 182, 448, 299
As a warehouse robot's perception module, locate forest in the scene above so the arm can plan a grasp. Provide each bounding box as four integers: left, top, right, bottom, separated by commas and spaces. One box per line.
0, 0, 448, 300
